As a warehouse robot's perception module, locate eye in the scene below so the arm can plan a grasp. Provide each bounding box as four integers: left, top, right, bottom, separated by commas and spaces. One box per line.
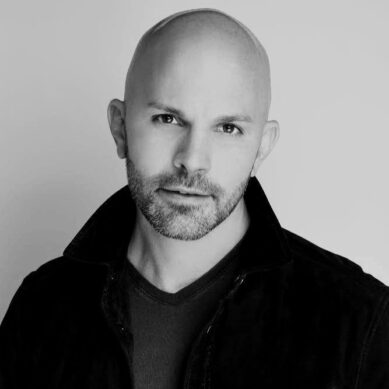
153, 114, 179, 125
218, 123, 242, 136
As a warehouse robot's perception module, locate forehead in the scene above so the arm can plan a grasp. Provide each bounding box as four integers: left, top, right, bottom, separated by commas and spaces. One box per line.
131, 35, 266, 120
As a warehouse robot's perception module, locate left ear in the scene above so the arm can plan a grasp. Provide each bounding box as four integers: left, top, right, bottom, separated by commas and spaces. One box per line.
251, 120, 280, 177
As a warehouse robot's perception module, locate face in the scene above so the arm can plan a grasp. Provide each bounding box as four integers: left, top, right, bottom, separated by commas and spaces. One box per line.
116, 38, 269, 241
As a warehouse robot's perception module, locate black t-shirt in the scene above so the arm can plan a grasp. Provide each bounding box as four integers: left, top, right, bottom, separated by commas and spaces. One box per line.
125, 233, 247, 389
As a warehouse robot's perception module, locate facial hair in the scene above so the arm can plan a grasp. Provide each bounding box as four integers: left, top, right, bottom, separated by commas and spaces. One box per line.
125, 156, 250, 241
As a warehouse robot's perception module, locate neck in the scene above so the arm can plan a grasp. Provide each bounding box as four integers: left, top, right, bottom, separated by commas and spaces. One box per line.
127, 198, 250, 293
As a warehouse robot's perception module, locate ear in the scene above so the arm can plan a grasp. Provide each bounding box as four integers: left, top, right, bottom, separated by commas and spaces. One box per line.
107, 99, 127, 159
251, 120, 280, 177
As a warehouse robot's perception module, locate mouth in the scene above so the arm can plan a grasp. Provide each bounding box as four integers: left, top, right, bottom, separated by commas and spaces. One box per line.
159, 188, 211, 199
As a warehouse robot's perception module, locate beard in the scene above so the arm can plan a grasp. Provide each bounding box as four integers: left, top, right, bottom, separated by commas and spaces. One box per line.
125, 156, 250, 241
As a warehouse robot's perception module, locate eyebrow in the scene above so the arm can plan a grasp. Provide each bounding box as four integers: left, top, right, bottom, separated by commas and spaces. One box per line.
147, 101, 253, 123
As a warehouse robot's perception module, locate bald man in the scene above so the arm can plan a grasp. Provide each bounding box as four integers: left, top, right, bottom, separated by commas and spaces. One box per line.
1, 9, 388, 389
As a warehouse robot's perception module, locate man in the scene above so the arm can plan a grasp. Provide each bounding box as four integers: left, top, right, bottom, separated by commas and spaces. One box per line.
0, 8, 388, 389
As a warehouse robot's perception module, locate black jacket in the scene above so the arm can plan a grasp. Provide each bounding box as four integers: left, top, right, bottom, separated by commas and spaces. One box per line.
1, 177, 388, 388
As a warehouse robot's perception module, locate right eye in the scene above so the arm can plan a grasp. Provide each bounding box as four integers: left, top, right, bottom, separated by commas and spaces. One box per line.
152, 114, 179, 125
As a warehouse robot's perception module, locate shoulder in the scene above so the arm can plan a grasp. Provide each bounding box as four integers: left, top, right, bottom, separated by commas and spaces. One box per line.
12, 256, 109, 306
283, 227, 389, 305
281, 230, 389, 385
1, 256, 111, 338
283, 230, 389, 386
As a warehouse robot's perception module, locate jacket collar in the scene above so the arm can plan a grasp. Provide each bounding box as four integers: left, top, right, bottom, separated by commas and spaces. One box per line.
63, 177, 293, 275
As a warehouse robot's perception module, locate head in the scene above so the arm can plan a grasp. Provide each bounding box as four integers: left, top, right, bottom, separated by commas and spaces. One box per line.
108, 8, 279, 241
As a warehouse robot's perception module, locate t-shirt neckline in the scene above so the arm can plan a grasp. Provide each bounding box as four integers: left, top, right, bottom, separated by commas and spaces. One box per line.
125, 231, 248, 305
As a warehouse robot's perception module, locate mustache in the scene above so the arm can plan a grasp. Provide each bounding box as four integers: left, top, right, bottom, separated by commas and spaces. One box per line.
155, 171, 221, 197
125, 157, 222, 196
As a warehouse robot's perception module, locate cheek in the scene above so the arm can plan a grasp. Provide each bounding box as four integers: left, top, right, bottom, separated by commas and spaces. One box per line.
125, 128, 174, 174
211, 144, 257, 187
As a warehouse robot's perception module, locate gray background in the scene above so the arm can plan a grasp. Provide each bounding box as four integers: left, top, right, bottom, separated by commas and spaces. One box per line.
1, 0, 388, 320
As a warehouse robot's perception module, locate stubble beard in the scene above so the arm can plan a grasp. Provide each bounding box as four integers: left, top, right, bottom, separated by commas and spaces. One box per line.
125, 157, 250, 241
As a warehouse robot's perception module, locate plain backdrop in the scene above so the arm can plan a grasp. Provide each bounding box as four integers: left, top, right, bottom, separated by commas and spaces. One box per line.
1, 0, 388, 321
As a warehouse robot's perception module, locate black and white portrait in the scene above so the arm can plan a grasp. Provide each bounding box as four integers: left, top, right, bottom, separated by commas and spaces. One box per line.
1, 2, 388, 388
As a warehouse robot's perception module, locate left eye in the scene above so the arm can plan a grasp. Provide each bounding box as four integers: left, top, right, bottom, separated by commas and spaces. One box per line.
218, 123, 242, 136
153, 114, 179, 125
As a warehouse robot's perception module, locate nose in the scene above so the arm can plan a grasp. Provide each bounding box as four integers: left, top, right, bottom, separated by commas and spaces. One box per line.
172, 129, 211, 174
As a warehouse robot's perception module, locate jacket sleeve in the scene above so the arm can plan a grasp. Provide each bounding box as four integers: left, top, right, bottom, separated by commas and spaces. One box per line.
0, 275, 34, 389
356, 293, 389, 388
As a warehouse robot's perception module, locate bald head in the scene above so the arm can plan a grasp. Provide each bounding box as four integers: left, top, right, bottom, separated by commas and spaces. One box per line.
108, 9, 280, 241
124, 9, 271, 118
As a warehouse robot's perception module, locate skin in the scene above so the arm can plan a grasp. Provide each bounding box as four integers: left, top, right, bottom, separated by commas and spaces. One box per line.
108, 9, 280, 292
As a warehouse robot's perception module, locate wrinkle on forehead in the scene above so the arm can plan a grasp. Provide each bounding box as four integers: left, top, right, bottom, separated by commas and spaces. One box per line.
124, 8, 271, 117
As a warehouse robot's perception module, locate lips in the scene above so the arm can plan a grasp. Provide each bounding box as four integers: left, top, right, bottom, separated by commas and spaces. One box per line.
161, 188, 209, 197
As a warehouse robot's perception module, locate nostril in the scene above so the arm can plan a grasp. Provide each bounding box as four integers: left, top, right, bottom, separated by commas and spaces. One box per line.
172, 140, 211, 174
